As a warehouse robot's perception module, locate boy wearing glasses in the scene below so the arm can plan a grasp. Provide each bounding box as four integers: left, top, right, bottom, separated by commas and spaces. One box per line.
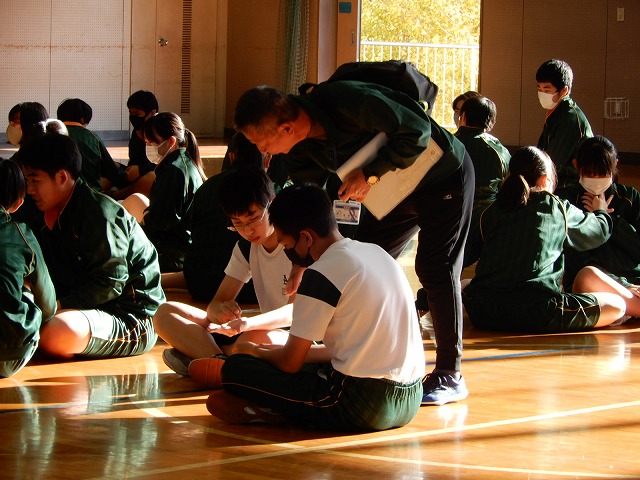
153, 166, 296, 381
204, 184, 425, 430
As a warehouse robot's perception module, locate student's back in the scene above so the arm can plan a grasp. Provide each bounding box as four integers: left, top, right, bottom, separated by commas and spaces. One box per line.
184, 168, 257, 303
462, 146, 629, 333
467, 190, 605, 296
0, 159, 56, 377
0, 213, 56, 376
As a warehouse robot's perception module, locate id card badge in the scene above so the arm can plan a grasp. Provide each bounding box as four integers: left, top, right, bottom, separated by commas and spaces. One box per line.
333, 200, 361, 225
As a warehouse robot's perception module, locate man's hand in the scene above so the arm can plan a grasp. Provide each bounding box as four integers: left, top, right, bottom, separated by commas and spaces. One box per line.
338, 168, 371, 202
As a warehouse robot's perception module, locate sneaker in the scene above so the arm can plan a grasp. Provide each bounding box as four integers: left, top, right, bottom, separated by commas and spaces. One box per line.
188, 356, 226, 389
162, 348, 192, 376
206, 390, 285, 424
421, 372, 468, 406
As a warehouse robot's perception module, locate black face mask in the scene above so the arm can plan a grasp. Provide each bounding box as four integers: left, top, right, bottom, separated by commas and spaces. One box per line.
284, 236, 315, 267
129, 114, 146, 131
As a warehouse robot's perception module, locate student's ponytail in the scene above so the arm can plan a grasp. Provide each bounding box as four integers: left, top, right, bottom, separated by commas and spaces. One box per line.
496, 146, 554, 210
497, 173, 530, 209
183, 128, 206, 181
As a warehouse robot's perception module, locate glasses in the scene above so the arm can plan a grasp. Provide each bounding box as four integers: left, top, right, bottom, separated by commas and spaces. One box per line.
227, 201, 270, 232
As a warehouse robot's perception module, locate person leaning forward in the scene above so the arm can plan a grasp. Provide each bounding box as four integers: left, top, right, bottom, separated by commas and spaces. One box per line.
233, 81, 474, 406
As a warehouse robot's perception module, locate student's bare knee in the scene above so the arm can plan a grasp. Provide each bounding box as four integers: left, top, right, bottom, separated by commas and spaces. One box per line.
572, 266, 600, 291
39, 314, 90, 357
152, 302, 179, 332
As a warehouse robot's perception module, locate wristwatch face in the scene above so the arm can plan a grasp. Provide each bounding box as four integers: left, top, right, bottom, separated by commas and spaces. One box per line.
367, 175, 380, 186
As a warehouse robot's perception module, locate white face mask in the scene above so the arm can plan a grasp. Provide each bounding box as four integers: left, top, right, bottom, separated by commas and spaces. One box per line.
6, 124, 22, 146
538, 91, 558, 110
146, 139, 168, 164
579, 176, 612, 196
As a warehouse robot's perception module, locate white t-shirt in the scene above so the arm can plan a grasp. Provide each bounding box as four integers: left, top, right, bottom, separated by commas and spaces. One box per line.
224, 241, 292, 312
290, 238, 425, 384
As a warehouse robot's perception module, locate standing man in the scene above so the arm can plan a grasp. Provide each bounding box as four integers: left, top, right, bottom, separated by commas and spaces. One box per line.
233, 81, 474, 406
536, 59, 593, 187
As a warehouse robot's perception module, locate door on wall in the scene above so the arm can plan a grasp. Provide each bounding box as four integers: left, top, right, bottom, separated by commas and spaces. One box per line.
131, 0, 222, 137
153, 1, 186, 117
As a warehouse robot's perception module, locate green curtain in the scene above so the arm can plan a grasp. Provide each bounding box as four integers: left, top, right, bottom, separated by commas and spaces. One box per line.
277, 0, 310, 94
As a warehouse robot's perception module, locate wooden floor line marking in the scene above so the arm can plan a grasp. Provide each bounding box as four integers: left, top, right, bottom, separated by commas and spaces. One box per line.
327, 450, 640, 478
92, 398, 640, 479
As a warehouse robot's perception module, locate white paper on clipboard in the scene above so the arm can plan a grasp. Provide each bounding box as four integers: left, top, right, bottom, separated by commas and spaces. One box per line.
336, 132, 444, 220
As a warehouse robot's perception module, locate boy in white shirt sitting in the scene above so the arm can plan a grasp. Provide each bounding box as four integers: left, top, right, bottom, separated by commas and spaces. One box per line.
203, 184, 425, 431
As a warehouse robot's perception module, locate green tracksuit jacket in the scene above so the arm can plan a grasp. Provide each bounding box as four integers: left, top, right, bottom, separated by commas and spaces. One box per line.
537, 97, 593, 186
36, 179, 164, 317
142, 148, 203, 272
0, 210, 56, 361
557, 182, 640, 288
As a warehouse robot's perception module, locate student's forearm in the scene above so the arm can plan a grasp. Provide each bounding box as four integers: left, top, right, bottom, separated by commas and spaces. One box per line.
238, 335, 311, 373
304, 344, 332, 363
243, 304, 293, 331
243, 344, 305, 373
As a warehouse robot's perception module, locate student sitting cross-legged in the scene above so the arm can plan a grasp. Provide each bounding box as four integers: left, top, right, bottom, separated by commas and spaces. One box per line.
18, 132, 165, 359
153, 166, 296, 381
203, 184, 425, 431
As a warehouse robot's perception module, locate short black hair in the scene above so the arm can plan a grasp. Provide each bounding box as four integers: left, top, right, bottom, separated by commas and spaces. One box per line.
8, 104, 21, 123
269, 184, 336, 238
17, 102, 50, 143
536, 59, 573, 92
57, 98, 93, 124
575, 135, 618, 177
126, 90, 159, 114
0, 158, 26, 210
219, 166, 274, 217
18, 132, 82, 179
460, 96, 497, 132
452, 90, 480, 111
224, 132, 263, 169
233, 86, 300, 133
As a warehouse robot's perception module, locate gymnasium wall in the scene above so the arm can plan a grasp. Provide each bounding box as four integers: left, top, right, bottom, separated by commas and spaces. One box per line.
480, 0, 639, 155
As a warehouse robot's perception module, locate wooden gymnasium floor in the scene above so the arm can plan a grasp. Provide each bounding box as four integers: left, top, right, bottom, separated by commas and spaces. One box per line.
1, 150, 640, 479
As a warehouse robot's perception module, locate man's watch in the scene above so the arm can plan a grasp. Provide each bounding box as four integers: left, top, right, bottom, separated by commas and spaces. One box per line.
363, 170, 380, 186
366, 174, 380, 186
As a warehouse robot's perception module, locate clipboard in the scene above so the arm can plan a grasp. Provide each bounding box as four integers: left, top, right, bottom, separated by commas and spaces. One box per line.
336, 132, 443, 220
